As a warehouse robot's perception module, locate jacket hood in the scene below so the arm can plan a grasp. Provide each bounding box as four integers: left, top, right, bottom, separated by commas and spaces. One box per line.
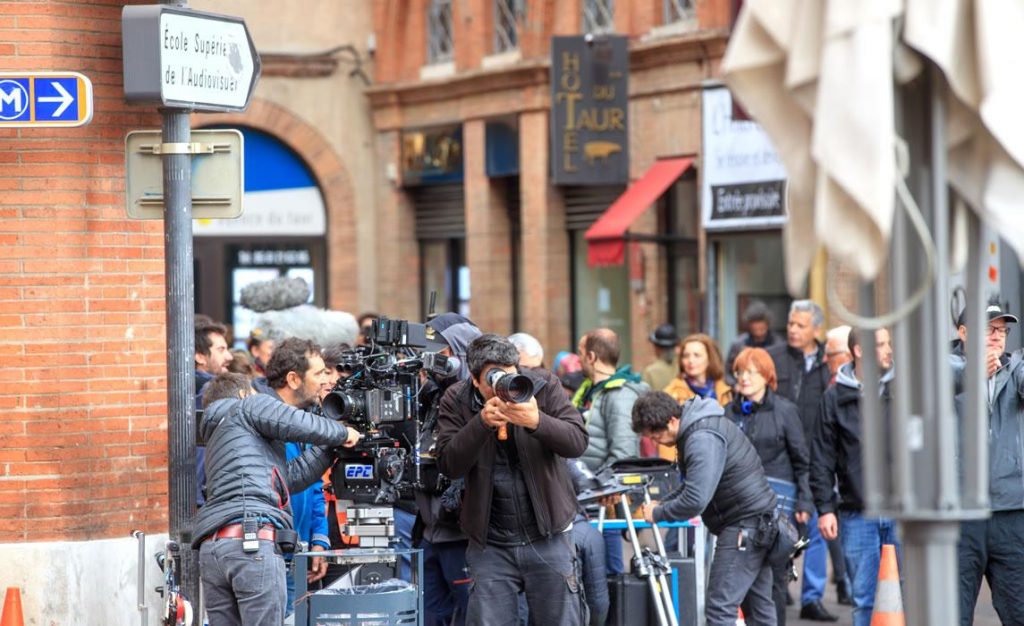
429, 316, 481, 382
835, 361, 895, 399
679, 396, 726, 433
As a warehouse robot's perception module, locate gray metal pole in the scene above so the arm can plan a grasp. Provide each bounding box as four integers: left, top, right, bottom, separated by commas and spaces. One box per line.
159, 44, 200, 618
162, 103, 199, 623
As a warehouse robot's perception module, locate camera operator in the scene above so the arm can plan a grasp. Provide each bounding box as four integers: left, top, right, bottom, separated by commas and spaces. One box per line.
436, 334, 589, 626
415, 313, 481, 626
633, 392, 780, 626
251, 337, 335, 620
193, 372, 361, 626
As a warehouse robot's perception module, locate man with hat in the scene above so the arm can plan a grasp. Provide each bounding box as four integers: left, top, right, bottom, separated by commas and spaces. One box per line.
642, 323, 681, 393
951, 301, 1024, 625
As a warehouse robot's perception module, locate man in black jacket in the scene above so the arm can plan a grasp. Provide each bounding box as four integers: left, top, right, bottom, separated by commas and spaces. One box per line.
810, 328, 898, 626
769, 299, 843, 620
635, 392, 779, 626
436, 334, 589, 626
194, 373, 360, 626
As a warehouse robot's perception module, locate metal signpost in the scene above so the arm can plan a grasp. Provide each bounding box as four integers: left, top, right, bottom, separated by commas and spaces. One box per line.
121, 4, 260, 619
0, 72, 93, 128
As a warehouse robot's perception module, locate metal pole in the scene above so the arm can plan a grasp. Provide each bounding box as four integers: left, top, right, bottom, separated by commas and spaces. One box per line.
158, 0, 199, 604
162, 102, 199, 622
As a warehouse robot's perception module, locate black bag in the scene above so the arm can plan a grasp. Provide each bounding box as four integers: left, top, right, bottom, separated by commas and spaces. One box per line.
768, 510, 800, 566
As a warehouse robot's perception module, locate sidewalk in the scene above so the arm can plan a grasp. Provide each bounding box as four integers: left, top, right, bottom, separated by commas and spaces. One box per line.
785, 575, 1001, 626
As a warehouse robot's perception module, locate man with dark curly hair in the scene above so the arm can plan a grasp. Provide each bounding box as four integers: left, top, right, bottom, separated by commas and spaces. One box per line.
633, 391, 780, 626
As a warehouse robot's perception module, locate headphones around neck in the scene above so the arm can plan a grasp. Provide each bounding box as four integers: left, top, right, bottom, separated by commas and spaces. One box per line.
740, 399, 757, 415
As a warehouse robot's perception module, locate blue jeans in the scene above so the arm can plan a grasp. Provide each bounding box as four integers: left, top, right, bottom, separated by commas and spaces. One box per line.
394, 508, 416, 581
838, 511, 901, 626
801, 511, 827, 605
602, 529, 624, 575
422, 539, 471, 626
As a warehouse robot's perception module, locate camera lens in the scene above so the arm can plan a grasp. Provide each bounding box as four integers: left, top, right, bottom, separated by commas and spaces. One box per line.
491, 371, 535, 404
322, 390, 364, 421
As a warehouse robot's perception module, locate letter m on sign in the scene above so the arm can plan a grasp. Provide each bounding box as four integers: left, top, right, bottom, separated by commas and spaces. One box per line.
0, 79, 30, 122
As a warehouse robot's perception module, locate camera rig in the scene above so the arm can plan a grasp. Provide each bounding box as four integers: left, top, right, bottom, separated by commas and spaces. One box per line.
323, 317, 454, 517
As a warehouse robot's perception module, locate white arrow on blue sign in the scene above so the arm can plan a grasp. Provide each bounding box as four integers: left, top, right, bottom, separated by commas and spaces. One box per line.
0, 72, 93, 128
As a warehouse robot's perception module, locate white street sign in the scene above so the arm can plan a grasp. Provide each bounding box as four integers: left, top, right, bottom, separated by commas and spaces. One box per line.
122, 5, 261, 112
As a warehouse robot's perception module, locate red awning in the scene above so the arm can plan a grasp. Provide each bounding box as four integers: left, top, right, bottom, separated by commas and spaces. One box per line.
584, 157, 695, 266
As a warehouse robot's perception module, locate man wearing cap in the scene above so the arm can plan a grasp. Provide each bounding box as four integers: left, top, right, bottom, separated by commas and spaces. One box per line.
952, 302, 1024, 626
642, 323, 681, 393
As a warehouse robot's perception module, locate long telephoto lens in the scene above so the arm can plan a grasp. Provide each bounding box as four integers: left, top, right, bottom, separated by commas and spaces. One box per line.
487, 369, 536, 404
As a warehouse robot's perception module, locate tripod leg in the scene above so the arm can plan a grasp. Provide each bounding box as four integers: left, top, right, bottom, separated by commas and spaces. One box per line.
644, 486, 680, 626
621, 496, 670, 626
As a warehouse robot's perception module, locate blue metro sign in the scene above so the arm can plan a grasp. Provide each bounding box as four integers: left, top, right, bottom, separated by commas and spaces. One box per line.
0, 72, 93, 128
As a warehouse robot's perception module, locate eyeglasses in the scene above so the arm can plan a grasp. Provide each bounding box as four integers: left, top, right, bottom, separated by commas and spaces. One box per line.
733, 369, 763, 380
986, 326, 1011, 337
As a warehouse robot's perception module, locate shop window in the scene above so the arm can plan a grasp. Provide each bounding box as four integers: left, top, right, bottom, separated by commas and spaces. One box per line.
494, 0, 522, 54
716, 234, 793, 349
664, 0, 695, 24
229, 247, 316, 349
663, 176, 701, 338
583, 0, 614, 34
571, 230, 633, 366
427, 0, 454, 64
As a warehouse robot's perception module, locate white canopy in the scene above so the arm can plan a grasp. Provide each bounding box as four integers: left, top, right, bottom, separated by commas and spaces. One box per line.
723, 0, 1024, 294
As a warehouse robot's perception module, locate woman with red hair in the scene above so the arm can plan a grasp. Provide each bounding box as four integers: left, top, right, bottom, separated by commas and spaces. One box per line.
727, 347, 813, 626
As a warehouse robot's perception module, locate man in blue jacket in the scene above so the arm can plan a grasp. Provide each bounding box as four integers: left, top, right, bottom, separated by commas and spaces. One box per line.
252, 337, 334, 618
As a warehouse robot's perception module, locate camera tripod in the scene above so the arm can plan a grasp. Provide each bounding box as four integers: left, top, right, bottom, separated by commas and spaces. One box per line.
618, 481, 679, 626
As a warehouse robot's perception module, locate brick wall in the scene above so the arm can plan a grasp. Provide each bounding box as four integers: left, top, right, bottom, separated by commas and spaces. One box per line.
0, 0, 168, 542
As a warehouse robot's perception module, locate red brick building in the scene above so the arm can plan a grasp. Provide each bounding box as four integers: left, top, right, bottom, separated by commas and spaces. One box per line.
366, 0, 793, 368
0, 0, 172, 620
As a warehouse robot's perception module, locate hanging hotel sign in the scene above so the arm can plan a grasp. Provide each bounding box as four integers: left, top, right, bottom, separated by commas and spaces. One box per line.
701, 84, 788, 230
550, 35, 629, 185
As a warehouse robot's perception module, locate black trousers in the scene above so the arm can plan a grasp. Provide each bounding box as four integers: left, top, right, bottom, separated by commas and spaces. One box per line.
464, 533, 583, 626
958, 510, 1024, 626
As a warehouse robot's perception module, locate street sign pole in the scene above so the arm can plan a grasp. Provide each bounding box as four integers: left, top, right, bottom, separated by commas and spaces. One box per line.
154, 0, 200, 614
161, 100, 199, 620
122, 4, 260, 618
159, 0, 199, 613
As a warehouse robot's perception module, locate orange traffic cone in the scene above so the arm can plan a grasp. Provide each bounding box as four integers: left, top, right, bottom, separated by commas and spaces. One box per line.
736, 606, 747, 625
870, 544, 905, 626
0, 587, 24, 626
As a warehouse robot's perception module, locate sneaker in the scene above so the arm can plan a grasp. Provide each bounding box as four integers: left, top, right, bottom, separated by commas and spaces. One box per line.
799, 600, 839, 622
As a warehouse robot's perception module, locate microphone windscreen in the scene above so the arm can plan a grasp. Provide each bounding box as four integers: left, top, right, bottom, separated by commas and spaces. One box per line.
240, 277, 311, 312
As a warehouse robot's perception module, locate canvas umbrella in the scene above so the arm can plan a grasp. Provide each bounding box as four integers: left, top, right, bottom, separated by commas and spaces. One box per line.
721, 0, 1024, 294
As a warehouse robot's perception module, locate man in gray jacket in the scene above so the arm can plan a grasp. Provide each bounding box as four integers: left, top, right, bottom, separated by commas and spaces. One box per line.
571, 328, 647, 574
952, 303, 1024, 626
193, 373, 360, 626
635, 392, 779, 626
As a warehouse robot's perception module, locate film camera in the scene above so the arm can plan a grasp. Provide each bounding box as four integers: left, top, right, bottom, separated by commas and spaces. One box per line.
323, 317, 454, 506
